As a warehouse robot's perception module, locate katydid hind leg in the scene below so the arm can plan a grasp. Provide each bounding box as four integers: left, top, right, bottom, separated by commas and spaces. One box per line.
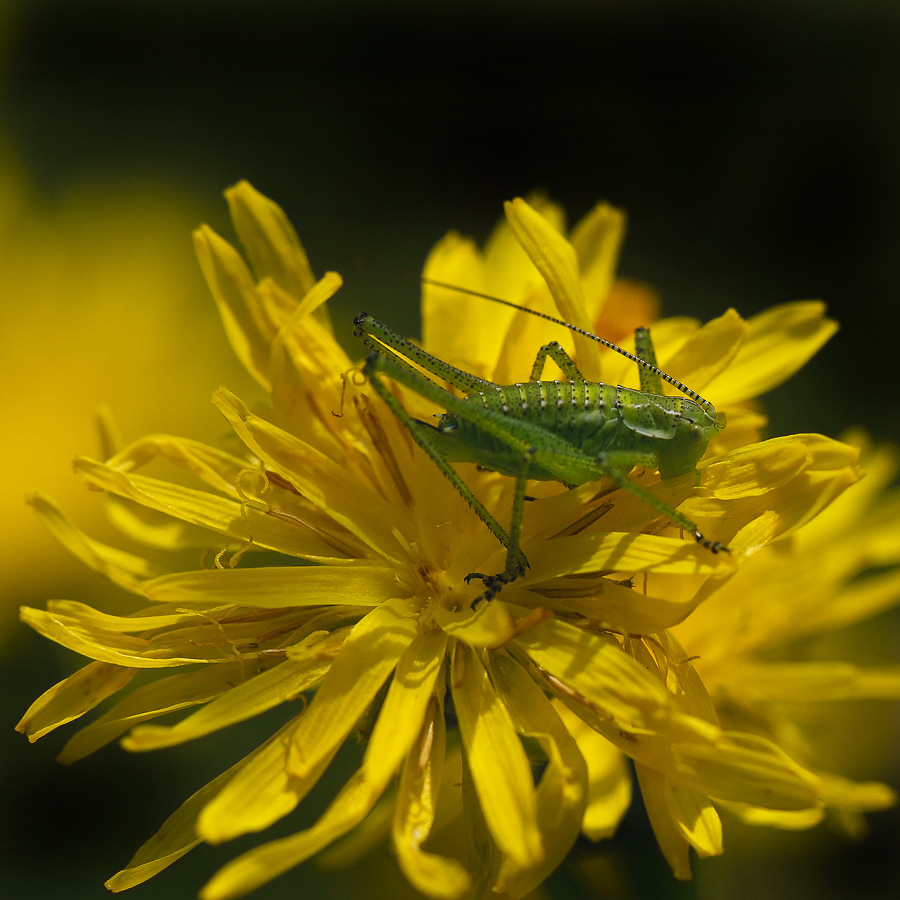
530, 342, 585, 382
362, 351, 534, 599
595, 453, 727, 553
634, 327, 663, 395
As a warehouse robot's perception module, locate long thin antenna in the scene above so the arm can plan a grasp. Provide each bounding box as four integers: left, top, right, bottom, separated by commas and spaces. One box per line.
420, 276, 719, 417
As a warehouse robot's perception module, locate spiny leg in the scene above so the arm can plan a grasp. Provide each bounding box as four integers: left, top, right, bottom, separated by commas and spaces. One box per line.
356, 313, 495, 394
593, 450, 726, 553
361, 351, 533, 597
518, 441, 727, 554
634, 327, 663, 395
530, 342, 585, 382
464, 458, 533, 603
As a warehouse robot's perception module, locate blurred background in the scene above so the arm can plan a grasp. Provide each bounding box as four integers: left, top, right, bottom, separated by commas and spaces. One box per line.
2, 1, 899, 898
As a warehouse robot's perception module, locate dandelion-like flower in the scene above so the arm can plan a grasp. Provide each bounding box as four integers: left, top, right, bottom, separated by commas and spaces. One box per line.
18, 183, 899, 898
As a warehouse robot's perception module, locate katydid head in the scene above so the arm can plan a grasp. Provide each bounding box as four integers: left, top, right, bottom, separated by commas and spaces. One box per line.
656, 403, 725, 479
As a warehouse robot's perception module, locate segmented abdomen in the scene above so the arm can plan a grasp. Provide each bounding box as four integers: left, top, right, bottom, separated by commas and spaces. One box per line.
468, 380, 691, 450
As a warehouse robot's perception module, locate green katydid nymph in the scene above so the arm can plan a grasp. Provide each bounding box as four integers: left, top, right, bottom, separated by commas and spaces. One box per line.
353, 280, 727, 604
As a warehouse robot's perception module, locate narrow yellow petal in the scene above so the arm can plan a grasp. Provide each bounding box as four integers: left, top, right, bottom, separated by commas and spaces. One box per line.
523, 532, 730, 582
213, 388, 406, 562
721, 661, 900, 703
800, 568, 900, 634
667, 783, 723, 858
16, 661, 135, 741
518, 575, 703, 635
421, 232, 502, 376
504, 197, 603, 380
660, 308, 746, 393
74, 456, 352, 561
200, 630, 446, 898
106, 769, 231, 891
108, 434, 249, 494
450, 642, 542, 867
26, 493, 155, 593
288, 598, 420, 777
393, 697, 471, 899
568, 201, 626, 322
143, 564, 401, 609
224, 180, 317, 301
432, 599, 519, 649
718, 801, 824, 829
59, 659, 263, 763
193, 224, 271, 389
516, 619, 671, 724
820, 774, 897, 811
674, 732, 820, 810
20, 605, 221, 667
363, 628, 448, 785
705, 300, 837, 404
491, 650, 587, 897
123, 650, 330, 751
197, 719, 334, 844
634, 763, 692, 879
554, 701, 632, 840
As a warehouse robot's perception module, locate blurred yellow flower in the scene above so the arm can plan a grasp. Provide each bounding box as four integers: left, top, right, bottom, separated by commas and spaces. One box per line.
16, 183, 898, 898
0, 149, 250, 638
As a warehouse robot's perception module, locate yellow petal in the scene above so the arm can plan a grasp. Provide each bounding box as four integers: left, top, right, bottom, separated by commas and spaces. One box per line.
421, 232, 502, 377
197, 719, 334, 844
59, 659, 264, 763
27, 492, 155, 592
516, 619, 671, 724
667, 783, 722, 858
393, 694, 471, 898
74, 455, 354, 561
288, 598, 420, 777
554, 701, 632, 840
143, 564, 401, 609
193, 224, 271, 389
213, 388, 405, 562
16, 661, 135, 741
801, 568, 900, 635
433, 600, 549, 649
820, 774, 897, 811
660, 308, 747, 393
634, 763, 692, 879
522, 532, 730, 581
720, 661, 900, 703
717, 800, 824, 830
450, 642, 542, 867
224, 180, 317, 302
363, 628, 448, 786
108, 433, 249, 493
201, 628, 447, 899
705, 301, 837, 404
516, 575, 702, 635
568, 201, 626, 323
19, 605, 223, 667
490, 650, 587, 897
504, 197, 603, 381
122, 645, 331, 751
106, 767, 233, 891
674, 732, 820, 810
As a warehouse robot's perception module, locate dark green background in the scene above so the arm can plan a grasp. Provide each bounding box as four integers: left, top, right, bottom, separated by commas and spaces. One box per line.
3, 2, 900, 899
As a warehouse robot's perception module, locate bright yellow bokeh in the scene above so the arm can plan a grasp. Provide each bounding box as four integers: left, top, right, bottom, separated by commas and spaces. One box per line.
0, 148, 254, 639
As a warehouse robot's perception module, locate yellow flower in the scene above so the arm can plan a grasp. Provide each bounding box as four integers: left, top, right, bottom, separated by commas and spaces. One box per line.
17, 183, 892, 898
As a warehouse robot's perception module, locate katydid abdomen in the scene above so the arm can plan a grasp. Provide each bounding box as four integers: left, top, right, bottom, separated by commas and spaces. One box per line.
435, 380, 718, 483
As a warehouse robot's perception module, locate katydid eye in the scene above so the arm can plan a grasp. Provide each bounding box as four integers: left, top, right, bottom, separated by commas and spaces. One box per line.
688, 423, 703, 442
